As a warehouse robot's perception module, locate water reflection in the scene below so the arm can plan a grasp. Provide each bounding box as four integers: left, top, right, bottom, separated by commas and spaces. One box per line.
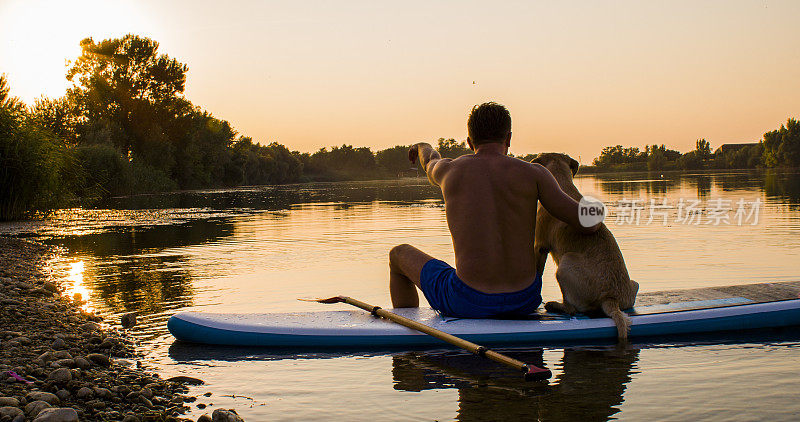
392, 347, 638, 421
44, 219, 237, 317
96, 179, 442, 211
590, 170, 800, 202
764, 170, 800, 206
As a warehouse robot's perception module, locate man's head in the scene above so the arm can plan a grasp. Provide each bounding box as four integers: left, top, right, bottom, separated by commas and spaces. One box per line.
467, 102, 512, 148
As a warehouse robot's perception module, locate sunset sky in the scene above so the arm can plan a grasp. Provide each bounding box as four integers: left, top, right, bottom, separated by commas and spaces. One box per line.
1, 0, 799, 161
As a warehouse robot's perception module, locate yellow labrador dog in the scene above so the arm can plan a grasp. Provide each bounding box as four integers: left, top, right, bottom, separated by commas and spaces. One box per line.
531, 153, 639, 339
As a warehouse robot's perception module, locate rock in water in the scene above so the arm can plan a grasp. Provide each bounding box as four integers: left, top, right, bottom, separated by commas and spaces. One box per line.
212, 409, 244, 422
120, 312, 137, 329
32, 407, 79, 422
197, 414, 212, 422
167, 375, 205, 385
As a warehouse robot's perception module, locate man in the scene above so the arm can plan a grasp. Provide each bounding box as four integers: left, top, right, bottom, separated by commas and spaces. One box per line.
389, 102, 599, 318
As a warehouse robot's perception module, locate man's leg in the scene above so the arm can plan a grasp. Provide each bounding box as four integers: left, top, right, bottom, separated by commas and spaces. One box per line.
389, 244, 435, 308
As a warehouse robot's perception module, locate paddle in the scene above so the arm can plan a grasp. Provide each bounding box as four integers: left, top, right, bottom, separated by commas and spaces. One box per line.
301, 295, 552, 381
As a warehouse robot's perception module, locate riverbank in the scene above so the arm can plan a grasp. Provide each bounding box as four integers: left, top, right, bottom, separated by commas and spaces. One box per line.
0, 237, 243, 422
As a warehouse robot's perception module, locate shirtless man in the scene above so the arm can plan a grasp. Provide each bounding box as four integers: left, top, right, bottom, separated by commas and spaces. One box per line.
389, 102, 599, 317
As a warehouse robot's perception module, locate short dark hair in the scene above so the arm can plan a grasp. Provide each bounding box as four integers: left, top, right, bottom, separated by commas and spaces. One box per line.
467, 102, 511, 145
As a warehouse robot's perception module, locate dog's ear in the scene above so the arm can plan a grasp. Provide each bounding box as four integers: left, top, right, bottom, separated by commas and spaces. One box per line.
530, 153, 543, 165
569, 157, 579, 176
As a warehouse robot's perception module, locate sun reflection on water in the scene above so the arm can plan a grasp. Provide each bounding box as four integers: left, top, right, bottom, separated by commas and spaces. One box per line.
65, 260, 94, 312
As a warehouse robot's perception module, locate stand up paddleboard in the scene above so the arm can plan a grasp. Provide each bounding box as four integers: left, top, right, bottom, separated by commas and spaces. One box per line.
168, 281, 800, 348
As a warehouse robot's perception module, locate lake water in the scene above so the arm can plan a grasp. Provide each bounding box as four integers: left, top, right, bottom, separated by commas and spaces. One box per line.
3, 169, 800, 421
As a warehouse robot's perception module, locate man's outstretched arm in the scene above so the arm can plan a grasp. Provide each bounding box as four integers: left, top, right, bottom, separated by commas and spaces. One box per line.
533, 164, 601, 234
409, 142, 452, 186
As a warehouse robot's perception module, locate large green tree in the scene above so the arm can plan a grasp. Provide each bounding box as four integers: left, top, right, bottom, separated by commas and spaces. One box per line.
66, 34, 189, 172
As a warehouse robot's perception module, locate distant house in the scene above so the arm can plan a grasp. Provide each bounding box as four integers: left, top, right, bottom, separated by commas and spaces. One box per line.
715, 142, 758, 155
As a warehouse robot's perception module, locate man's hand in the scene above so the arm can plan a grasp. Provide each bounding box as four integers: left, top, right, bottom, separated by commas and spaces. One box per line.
407, 142, 449, 186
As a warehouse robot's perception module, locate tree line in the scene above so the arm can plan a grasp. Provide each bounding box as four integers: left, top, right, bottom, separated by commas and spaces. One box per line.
2, 34, 798, 220
587, 122, 799, 173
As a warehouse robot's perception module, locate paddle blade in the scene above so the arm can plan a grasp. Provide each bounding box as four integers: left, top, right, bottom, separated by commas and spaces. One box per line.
523, 365, 552, 381
298, 296, 345, 304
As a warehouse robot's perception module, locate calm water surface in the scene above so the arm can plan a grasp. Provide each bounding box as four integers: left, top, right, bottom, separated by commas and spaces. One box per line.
3, 170, 800, 421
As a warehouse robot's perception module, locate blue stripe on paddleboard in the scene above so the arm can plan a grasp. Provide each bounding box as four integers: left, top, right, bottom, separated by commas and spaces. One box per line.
630, 297, 753, 315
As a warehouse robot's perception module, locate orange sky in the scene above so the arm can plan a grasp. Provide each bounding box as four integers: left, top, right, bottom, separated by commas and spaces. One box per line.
2, 0, 799, 161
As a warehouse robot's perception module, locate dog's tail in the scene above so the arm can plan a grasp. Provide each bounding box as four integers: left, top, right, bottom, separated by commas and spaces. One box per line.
601, 298, 631, 340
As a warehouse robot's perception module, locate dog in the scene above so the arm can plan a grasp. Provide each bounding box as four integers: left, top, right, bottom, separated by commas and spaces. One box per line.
531, 153, 639, 339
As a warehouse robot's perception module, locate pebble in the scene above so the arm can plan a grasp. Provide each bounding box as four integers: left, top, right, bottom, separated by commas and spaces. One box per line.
32, 407, 79, 422
121, 415, 140, 422
212, 409, 245, 422
47, 368, 72, 384
79, 321, 100, 332
25, 400, 52, 417
51, 338, 67, 350
73, 357, 91, 370
0, 397, 20, 406
42, 281, 59, 293
27, 391, 60, 405
197, 414, 212, 422
55, 390, 71, 401
94, 387, 113, 399
51, 351, 72, 360
121, 313, 137, 329
76, 387, 94, 399
52, 358, 74, 368
0, 406, 24, 419
87, 353, 111, 367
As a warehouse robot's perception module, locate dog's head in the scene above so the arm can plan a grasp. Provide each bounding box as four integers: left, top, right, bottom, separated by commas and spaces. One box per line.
530, 153, 580, 178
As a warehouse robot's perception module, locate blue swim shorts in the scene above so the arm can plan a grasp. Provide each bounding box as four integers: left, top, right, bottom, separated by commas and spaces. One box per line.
419, 259, 543, 318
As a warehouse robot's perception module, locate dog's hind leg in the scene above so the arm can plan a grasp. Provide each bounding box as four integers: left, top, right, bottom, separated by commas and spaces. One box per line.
544, 300, 577, 315
545, 252, 587, 315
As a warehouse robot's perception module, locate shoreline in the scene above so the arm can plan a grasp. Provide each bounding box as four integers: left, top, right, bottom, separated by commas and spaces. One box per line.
0, 237, 243, 422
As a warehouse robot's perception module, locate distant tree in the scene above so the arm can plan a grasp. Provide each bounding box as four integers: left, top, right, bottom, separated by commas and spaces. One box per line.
762, 118, 800, 167
437, 138, 472, 158
695, 138, 711, 160
376, 145, 413, 175
677, 151, 702, 170
593, 145, 644, 167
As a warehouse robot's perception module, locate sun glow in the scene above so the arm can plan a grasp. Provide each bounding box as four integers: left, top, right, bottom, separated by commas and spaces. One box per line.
66, 260, 93, 311
0, 0, 156, 104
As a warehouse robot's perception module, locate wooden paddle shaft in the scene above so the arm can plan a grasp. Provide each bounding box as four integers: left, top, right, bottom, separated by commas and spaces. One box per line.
339, 296, 551, 380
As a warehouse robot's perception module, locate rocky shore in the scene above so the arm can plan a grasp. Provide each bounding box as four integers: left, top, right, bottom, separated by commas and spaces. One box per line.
0, 238, 243, 422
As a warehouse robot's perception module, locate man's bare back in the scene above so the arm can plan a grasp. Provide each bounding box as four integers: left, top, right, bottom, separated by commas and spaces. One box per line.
437, 150, 541, 293
387, 102, 597, 315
